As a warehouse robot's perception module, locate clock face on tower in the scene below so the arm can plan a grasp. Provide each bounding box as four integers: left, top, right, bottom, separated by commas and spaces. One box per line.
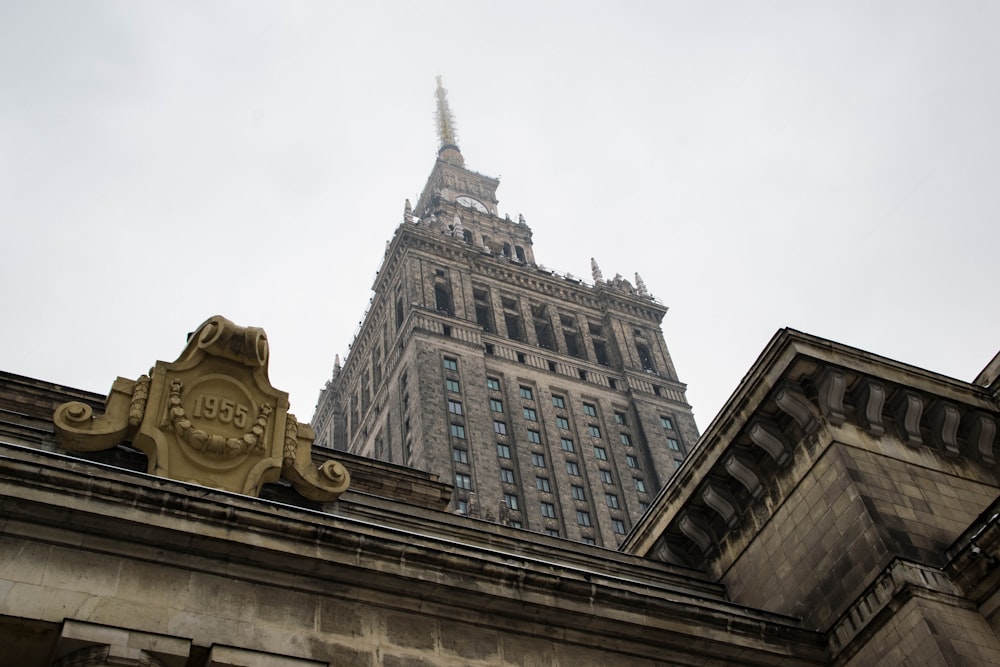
455, 196, 488, 213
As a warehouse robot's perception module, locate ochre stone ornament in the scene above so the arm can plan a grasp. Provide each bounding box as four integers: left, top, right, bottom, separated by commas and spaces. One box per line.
53, 315, 350, 500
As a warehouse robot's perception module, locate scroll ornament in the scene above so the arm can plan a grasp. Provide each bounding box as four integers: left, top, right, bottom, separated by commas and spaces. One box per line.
53, 315, 350, 500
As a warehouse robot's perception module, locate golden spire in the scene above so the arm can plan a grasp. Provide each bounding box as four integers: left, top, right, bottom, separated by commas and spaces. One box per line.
434, 77, 465, 167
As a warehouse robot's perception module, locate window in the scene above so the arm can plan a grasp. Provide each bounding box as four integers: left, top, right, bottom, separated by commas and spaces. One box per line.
504, 493, 519, 510
453, 448, 469, 463
560, 437, 575, 452
536, 477, 551, 492
668, 438, 681, 451
556, 416, 570, 430
494, 420, 507, 435
594, 446, 608, 460
487, 377, 500, 391
531, 452, 546, 467
540, 502, 556, 518
457, 499, 468, 514
446, 379, 460, 393
583, 537, 596, 545
448, 399, 463, 415
605, 493, 620, 509
612, 519, 626, 535
552, 395, 565, 409
500, 468, 515, 484
497, 443, 511, 459
545, 529, 560, 537
490, 398, 504, 413
450, 424, 466, 439
620, 433, 632, 446
443, 357, 458, 371
639, 501, 649, 512
511, 520, 522, 529
434, 284, 453, 315
455, 473, 472, 490
519, 386, 534, 400
626, 455, 639, 468
660, 416, 674, 430
576, 511, 592, 527
566, 461, 580, 476
523, 407, 537, 421
527, 429, 541, 444
637, 343, 655, 372
588, 425, 602, 438
614, 412, 626, 425
583, 403, 597, 417
571, 485, 586, 501
599, 470, 613, 484
634, 479, 647, 493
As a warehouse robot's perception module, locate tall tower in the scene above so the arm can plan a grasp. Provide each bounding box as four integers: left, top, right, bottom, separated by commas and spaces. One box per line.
313, 79, 699, 546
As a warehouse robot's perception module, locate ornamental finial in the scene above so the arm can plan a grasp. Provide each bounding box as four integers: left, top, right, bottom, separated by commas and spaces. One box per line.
435, 75, 458, 148
591, 258, 604, 283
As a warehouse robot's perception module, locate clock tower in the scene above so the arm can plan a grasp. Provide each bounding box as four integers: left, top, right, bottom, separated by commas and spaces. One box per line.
313, 79, 699, 547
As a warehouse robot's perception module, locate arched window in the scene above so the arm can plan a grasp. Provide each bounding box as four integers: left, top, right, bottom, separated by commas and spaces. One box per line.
395, 297, 404, 327
502, 242, 512, 258
463, 230, 473, 243
435, 284, 453, 316
515, 246, 526, 263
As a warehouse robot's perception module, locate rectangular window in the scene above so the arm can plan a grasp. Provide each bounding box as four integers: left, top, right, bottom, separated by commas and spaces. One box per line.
566, 461, 580, 476
660, 416, 674, 430
540, 502, 556, 518
511, 520, 522, 529
497, 443, 511, 459
453, 448, 469, 463
560, 437, 575, 452
612, 519, 626, 535
536, 477, 551, 492
626, 454, 639, 468
443, 357, 458, 371
457, 499, 468, 514
544, 528, 560, 537
583, 403, 597, 417
490, 398, 504, 413
588, 425, 601, 438
619, 433, 632, 446
576, 510, 592, 527
600, 470, 613, 484
519, 386, 533, 400
527, 429, 541, 443
504, 493, 519, 510
552, 395, 565, 409
667, 438, 681, 451
448, 399, 463, 415
594, 446, 608, 460
605, 493, 620, 509
634, 478, 647, 493
556, 416, 569, 430
450, 424, 466, 439
571, 485, 586, 501
639, 502, 649, 512
523, 407, 537, 421
487, 377, 501, 391
446, 379, 461, 393
494, 420, 507, 435
531, 452, 546, 467
583, 537, 596, 545
500, 468, 515, 484
614, 412, 626, 425
455, 473, 472, 490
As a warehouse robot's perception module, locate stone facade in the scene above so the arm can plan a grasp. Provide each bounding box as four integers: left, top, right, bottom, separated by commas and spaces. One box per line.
312, 82, 700, 547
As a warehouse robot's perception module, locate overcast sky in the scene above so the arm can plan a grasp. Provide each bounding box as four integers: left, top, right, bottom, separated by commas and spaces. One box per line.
2, 1, 998, 433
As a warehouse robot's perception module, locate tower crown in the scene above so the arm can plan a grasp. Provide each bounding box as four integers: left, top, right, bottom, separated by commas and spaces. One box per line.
435, 76, 464, 167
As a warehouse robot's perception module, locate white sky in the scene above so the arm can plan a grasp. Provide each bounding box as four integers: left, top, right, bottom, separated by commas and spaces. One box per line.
2, 1, 998, 433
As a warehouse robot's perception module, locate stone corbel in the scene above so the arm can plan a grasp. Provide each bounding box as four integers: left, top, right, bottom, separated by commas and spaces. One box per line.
890, 390, 924, 446
701, 481, 741, 529
853, 378, 886, 437
967, 412, 997, 465
723, 450, 765, 499
927, 400, 961, 458
51, 620, 190, 667
747, 418, 792, 467
816, 367, 847, 425
677, 510, 715, 555
654, 538, 694, 568
773, 383, 819, 434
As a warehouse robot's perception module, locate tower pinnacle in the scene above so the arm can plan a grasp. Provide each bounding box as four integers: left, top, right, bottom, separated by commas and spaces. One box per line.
434, 76, 464, 166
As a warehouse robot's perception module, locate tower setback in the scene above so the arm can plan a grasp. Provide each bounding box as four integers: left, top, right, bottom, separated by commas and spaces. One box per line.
313, 80, 699, 546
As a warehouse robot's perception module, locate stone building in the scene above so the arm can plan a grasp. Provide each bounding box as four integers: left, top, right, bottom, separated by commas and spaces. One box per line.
312, 79, 699, 547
